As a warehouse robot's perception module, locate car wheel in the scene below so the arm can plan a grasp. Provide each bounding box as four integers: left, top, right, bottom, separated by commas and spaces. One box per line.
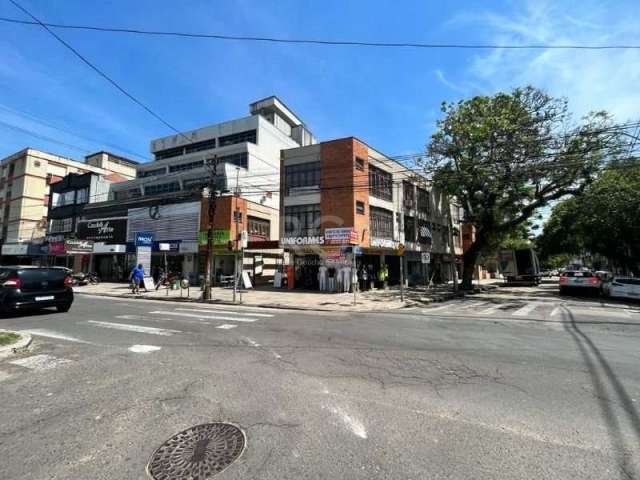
56, 303, 71, 313
559, 286, 567, 295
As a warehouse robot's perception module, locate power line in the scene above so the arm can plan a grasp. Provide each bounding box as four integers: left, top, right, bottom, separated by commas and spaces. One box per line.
0, 103, 151, 161
6, 1, 191, 142
2, 16, 640, 50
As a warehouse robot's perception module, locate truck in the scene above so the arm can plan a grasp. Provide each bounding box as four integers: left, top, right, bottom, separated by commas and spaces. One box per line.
498, 248, 541, 285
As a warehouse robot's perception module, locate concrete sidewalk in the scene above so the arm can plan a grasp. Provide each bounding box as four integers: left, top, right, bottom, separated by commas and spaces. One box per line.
72, 281, 489, 312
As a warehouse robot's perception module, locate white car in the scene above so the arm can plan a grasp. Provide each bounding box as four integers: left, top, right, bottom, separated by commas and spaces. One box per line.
605, 277, 640, 300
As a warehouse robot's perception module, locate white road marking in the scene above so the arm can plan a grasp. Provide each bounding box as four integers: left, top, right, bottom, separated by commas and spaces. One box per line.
128, 345, 161, 353
478, 305, 500, 315
511, 303, 540, 317
20, 329, 91, 344
0, 371, 11, 382
87, 320, 181, 336
272, 351, 282, 359
216, 324, 237, 330
326, 404, 368, 439
421, 304, 452, 313
149, 310, 258, 323
116, 314, 211, 325
459, 301, 489, 310
175, 308, 273, 318
244, 337, 261, 347
10, 354, 72, 371
550, 306, 562, 317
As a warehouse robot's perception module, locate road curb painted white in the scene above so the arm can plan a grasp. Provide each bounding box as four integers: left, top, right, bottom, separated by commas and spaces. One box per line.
0, 331, 32, 359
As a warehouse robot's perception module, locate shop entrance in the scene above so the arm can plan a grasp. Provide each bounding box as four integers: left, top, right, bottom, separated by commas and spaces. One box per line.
94, 254, 127, 282
294, 254, 319, 289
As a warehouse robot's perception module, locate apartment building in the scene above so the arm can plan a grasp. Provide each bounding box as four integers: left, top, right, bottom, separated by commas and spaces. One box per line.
0, 148, 137, 263
279, 137, 462, 290
84, 96, 315, 282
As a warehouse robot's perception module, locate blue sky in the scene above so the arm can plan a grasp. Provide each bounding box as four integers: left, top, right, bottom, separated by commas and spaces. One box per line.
0, 0, 639, 163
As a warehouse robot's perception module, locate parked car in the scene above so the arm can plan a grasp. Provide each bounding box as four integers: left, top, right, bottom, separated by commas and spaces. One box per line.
0, 266, 74, 314
603, 277, 640, 300
559, 269, 601, 295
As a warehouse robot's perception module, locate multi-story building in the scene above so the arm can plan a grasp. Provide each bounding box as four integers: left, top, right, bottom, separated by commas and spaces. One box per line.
82, 96, 315, 282
45, 171, 130, 274
0, 148, 137, 263
279, 137, 462, 290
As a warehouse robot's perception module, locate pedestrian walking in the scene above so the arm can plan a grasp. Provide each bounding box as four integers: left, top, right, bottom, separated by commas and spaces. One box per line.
129, 264, 145, 294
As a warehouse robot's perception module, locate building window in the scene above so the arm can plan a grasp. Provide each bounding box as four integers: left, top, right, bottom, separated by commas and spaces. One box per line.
169, 160, 204, 173
248, 216, 270, 240
184, 138, 216, 154
403, 181, 415, 209
370, 206, 394, 239
34, 160, 41, 167
218, 152, 248, 169
284, 204, 321, 236
369, 165, 392, 201
154, 146, 184, 160
218, 130, 257, 147
284, 162, 321, 194
49, 217, 73, 233
233, 210, 242, 223
356, 201, 365, 215
417, 220, 432, 245
355, 157, 365, 171
144, 182, 180, 196
8, 163, 15, 177
138, 167, 167, 178
417, 188, 430, 214
76, 188, 88, 204
404, 215, 415, 242
52, 190, 76, 207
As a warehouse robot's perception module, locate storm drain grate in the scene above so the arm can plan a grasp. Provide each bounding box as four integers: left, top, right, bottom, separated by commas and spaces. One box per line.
147, 422, 245, 479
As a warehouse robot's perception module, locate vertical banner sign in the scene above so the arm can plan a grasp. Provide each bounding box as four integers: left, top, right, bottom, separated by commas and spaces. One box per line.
135, 232, 154, 274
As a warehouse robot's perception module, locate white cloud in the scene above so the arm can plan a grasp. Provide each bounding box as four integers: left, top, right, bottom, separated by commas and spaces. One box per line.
459, 0, 640, 121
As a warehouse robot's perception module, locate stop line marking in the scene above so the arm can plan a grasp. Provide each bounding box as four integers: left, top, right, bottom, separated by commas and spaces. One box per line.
149, 310, 258, 323
87, 320, 181, 336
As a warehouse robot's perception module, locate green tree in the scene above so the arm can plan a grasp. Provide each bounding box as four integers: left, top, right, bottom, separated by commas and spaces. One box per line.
426, 86, 621, 289
539, 161, 640, 273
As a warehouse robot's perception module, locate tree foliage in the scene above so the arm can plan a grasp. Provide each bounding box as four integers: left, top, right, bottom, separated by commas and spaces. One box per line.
426, 86, 622, 288
537, 160, 640, 273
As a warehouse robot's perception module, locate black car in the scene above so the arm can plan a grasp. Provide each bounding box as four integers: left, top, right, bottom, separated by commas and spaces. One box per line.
0, 266, 74, 314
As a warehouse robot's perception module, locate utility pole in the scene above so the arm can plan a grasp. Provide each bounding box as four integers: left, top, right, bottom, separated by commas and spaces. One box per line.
448, 200, 459, 293
203, 156, 218, 301
233, 167, 241, 304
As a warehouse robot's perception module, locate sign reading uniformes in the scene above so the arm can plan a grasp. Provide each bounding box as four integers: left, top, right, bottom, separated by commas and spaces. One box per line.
77, 219, 126, 243
281, 236, 325, 246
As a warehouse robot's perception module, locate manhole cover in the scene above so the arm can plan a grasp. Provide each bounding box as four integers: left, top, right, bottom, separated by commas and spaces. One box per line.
147, 422, 246, 479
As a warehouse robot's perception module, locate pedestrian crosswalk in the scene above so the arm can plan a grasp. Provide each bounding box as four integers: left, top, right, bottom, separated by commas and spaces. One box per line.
421, 299, 640, 322
1, 304, 273, 381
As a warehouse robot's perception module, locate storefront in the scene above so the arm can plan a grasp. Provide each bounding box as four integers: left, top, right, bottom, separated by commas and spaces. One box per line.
0, 243, 31, 265
127, 202, 201, 282
76, 218, 128, 280
281, 229, 355, 291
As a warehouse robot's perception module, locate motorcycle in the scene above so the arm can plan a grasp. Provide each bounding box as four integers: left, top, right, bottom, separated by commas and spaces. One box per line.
71, 272, 100, 286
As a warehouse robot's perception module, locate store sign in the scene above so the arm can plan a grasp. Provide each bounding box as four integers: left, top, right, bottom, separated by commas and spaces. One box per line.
135, 231, 154, 247
1, 243, 28, 255
158, 243, 171, 251
281, 236, 325, 246
421, 252, 431, 264
45, 234, 65, 243
197, 229, 231, 246
65, 239, 94, 254
324, 228, 358, 245
77, 219, 126, 243
93, 243, 126, 254
128, 202, 200, 242
49, 242, 66, 255
180, 241, 198, 254
370, 238, 399, 249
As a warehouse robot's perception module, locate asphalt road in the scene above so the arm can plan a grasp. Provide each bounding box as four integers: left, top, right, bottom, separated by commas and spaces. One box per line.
1, 283, 640, 479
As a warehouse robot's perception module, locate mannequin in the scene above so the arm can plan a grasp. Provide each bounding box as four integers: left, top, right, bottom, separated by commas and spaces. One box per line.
318, 265, 327, 291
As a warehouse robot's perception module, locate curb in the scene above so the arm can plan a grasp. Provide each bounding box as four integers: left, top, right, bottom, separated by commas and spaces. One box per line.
75, 290, 445, 313
0, 331, 32, 360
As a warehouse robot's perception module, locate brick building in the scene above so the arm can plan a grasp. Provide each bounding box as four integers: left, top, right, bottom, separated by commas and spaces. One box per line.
280, 137, 462, 290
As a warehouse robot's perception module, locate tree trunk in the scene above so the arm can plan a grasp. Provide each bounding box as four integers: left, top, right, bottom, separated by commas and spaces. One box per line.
461, 235, 485, 290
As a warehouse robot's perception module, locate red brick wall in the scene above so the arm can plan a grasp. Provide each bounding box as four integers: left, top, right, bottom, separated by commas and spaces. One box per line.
319, 138, 370, 246
200, 196, 247, 248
